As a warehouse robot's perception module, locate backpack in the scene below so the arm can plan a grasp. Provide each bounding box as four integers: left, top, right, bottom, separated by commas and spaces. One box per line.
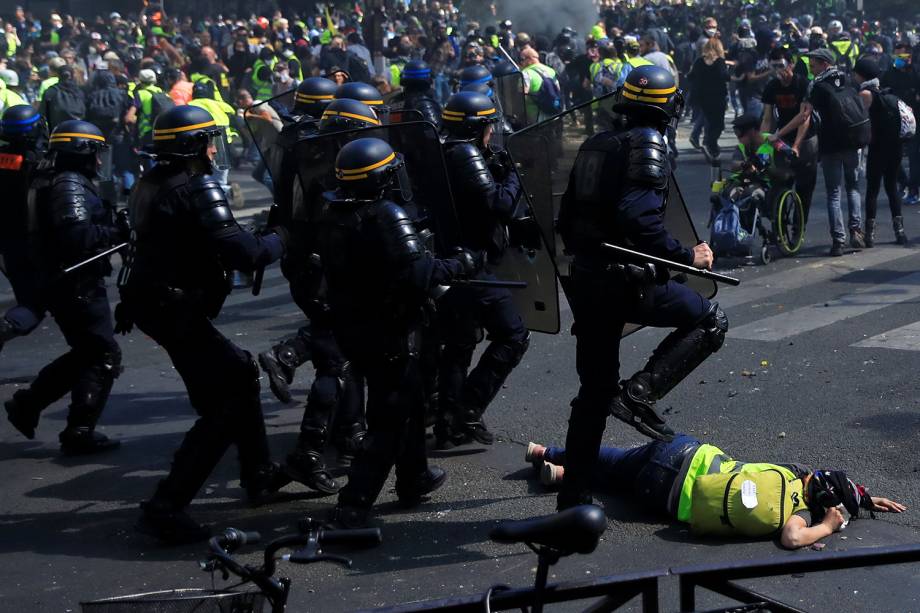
817, 77, 870, 150
710, 201, 751, 256
592, 60, 620, 97
86, 87, 124, 134
690, 469, 805, 537
346, 51, 372, 84
874, 88, 917, 141
47, 84, 86, 128
531, 66, 562, 115
149, 91, 175, 122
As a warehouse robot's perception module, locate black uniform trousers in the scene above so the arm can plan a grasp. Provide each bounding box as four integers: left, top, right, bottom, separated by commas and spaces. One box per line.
24, 282, 120, 429
438, 272, 528, 418
559, 264, 711, 507
335, 327, 428, 509
133, 302, 271, 509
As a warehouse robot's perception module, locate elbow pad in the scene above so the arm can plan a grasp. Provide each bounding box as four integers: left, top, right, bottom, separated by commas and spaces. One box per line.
375, 200, 423, 265
188, 175, 236, 238
48, 172, 91, 227
447, 142, 496, 199
626, 127, 670, 190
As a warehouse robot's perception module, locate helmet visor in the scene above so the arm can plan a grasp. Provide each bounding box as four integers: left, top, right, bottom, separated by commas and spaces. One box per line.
211, 128, 231, 171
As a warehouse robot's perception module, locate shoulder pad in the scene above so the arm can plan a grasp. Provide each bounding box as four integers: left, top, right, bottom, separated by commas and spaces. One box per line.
49, 171, 91, 227
187, 174, 235, 235
626, 127, 669, 189
375, 199, 423, 261
578, 131, 626, 153
446, 142, 495, 193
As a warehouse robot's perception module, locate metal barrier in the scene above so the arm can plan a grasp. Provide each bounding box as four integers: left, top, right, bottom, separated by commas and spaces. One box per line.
368, 543, 920, 613
674, 543, 920, 613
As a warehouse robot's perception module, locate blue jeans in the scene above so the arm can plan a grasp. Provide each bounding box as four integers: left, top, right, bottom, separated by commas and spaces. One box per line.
545, 434, 701, 516
743, 96, 763, 120
821, 149, 863, 243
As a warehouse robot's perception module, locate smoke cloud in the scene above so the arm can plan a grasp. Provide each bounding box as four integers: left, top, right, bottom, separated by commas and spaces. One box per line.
501, 0, 597, 39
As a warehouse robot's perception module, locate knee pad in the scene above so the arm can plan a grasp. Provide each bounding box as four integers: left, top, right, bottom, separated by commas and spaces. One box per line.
309, 374, 341, 411
701, 303, 728, 352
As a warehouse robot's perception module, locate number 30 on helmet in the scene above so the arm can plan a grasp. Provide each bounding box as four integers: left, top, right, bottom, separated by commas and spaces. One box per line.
612, 65, 684, 123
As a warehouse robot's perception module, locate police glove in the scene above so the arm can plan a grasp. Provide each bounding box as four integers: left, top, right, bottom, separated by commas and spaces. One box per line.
268, 225, 291, 249
115, 209, 131, 242
449, 247, 482, 278
487, 148, 514, 179
113, 303, 134, 335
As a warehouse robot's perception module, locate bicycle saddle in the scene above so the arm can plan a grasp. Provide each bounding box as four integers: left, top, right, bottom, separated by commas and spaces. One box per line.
489, 505, 606, 555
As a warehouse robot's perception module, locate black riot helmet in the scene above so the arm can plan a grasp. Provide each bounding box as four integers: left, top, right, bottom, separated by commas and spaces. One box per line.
335, 81, 386, 113
401, 59, 432, 89
0, 104, 46, 149
49, 119, 107, 155
491, 59, 518, 78
612, 64, 684, 124
458, 64, 493, 90
151, 104, 222, 161
334, 137, 404, 199
191, 79, 215, 100
293, 76, 337, 117
318, 98, 381, 134
441, 91, 499, 138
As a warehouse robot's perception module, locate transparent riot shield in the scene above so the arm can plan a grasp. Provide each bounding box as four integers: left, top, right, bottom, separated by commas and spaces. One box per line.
293, 120, 461, 255
495, 71, 529, 130
96, 146, 117, 205
212, 128, 231, 171
507, 93, 716, 337
243, 90, 295, 186
388, 108, 425, 124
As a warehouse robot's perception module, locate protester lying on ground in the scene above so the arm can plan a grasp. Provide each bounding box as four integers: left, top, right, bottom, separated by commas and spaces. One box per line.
525, 435, 906, 549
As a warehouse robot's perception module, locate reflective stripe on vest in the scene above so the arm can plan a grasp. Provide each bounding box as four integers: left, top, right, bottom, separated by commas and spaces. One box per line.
137, 84, 163, 138
252, 58, 277, 101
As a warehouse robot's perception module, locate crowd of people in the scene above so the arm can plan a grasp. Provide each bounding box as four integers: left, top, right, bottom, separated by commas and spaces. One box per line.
0, 0, 913, 559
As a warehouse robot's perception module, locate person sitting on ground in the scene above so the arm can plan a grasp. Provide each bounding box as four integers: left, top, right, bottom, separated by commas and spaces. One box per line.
524, 435, 905, 549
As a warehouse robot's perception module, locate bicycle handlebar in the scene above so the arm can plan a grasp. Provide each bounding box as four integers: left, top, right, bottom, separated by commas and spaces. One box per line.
318, 527, 382, 548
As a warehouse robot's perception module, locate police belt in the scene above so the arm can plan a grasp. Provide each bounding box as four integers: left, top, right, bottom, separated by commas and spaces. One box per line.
573, 254, 670, 286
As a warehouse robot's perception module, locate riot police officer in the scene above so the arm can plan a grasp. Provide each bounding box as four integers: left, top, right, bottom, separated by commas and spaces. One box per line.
334, 81, 387, 119
5, 119, 127, 455
258, 77, 339, 405
116, 105, 293, 543
398, 60, 442, 127
0, 105, 48, 353
435, 92, 529, 448
260, 99, 381, 495
556, 65, 726, 510
319, 137, 478, 528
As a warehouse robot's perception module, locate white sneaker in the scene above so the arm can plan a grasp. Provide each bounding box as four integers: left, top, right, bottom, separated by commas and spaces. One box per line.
525, 442, 546, 466
540, 462, 564, 486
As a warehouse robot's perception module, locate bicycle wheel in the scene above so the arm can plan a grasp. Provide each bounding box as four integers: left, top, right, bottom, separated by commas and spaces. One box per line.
774, 189, 804, 256
81, 588, 266, 613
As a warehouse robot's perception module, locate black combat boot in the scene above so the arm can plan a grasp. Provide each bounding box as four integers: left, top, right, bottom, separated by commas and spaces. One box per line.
396, 466, 447, 508
242, 461, 293, 505
285, 449, 340, 494
5, 390, 40, 440
609, 376, 676, 442
59, 426, 120, 455
136, 499, 211, 545
258, 347, 297, 404
865, 219, 876, 248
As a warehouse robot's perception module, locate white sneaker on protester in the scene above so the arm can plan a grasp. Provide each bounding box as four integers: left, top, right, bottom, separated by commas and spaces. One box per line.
540, 462, 565, 486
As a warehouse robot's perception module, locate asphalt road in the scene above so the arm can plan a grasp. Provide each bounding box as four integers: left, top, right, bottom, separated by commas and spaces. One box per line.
3, 126, 920, 612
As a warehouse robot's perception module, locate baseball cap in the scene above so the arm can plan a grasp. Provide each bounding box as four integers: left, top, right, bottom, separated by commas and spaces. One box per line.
138, 68, 157, 84
0, 69, 19, 87
805, 48, 835, 64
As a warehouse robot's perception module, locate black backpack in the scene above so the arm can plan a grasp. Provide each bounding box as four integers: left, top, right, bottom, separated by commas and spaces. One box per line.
47, 84, 86, 128
86, 87, 125, 134
817, 77, 870, 150
346, 51, 372, 84
149, 91, 175, 122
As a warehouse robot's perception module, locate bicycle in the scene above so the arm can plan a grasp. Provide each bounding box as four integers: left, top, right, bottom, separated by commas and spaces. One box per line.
81, 519, 382, 613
